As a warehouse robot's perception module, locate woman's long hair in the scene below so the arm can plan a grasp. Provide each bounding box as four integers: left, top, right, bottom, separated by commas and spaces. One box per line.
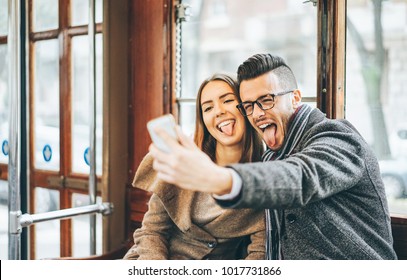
193, 73, 264, 163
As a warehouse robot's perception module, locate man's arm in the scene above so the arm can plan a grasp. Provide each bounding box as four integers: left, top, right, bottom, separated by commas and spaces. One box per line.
219, 122, 367, 209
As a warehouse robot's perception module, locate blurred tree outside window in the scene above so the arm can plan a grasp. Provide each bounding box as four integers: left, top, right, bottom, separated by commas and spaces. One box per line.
179, 0, 317, 135
346, 0, 407, 213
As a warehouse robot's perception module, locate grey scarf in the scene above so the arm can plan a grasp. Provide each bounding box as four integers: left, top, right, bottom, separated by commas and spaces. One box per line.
263, 104, 313, 260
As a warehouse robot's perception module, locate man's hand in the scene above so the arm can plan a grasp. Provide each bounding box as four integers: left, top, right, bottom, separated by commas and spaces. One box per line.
149, 126, 233, 195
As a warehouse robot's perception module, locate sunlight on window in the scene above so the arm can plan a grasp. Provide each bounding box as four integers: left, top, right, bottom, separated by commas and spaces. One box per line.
179, 0, 317, 136
346, 0, 407, 214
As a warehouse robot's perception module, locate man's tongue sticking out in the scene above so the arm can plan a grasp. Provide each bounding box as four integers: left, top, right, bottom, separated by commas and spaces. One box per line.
263, 124, 277, 149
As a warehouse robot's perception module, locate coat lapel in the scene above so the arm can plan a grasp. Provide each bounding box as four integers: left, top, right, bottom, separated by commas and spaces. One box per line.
132, 154, 254, 241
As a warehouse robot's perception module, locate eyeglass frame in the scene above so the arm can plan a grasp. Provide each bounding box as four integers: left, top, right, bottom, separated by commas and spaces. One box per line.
236, 90, 295, 116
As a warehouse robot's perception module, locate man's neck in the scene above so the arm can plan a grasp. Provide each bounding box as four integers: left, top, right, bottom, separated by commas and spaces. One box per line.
269, 104, 304, 155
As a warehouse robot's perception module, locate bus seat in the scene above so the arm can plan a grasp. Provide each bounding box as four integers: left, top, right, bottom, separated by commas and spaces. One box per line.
391, 214, 407, 260
51, 243, 130, 260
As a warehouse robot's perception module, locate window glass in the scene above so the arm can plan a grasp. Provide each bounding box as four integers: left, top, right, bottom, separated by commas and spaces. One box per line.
180, 0, 317, 135
34, 187, 60, 259
0, 0, 7, 36
71, 194, 102, 257
0, 44, 8, 164
71, 0, 103, 26
34, 39, 60, 171
0, 180, 8, 260
71, 34, 103, 175
33, 0, 58, 32
178, 102, 196, 138
346, 0, 407, 214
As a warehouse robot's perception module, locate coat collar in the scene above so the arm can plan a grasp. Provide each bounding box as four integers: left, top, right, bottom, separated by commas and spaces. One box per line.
133, 154, 265, 242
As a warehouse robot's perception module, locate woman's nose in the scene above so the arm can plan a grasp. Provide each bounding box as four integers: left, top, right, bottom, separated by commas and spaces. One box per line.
215, 104, 226, 117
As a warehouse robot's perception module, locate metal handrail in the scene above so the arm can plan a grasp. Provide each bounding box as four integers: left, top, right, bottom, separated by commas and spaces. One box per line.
8, 203, 114, 255
19, 203, 113, 227
6, 0, 113, 259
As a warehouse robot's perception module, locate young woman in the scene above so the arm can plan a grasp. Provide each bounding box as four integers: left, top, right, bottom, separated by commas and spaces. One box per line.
123, 73, 265, 260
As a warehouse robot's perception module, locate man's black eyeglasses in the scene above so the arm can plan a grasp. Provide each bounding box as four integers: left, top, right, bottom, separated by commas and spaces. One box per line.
236, 90, 294, 116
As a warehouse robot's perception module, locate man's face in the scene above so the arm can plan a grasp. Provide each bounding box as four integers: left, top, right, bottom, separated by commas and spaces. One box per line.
239, 71, 301, 151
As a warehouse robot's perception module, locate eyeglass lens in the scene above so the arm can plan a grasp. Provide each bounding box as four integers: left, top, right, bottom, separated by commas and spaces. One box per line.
241, 95, 275, 116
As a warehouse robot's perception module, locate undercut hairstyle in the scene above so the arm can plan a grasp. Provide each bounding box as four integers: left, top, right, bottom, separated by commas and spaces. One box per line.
237, 54, 298, 91
193, 73, 264, 163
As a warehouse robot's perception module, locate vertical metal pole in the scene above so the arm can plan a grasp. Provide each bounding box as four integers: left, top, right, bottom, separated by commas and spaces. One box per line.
88, 0, 97, 255
8, 0, 22, 260
19, 0, 28, 260
175, 3, 190, 126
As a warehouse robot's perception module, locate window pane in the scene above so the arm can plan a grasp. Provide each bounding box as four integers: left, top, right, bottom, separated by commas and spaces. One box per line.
179, 102, 196, 137
180, 0, 317, 125
32, 0, 58, 32
0, 44, 8, 164
71, 193, 102, 257
0, 0, 7, 36
34, 187, 59, 214
71, 0, 103, 26
34, 187, 60, 259
346, 0, 407, 214
34, 39, 60, 171
303, 101, 317, 109
0, 180, 8, 260
71, 34, 103, 175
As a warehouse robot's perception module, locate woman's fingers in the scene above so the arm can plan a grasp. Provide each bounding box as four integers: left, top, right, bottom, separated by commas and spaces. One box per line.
149, 126, 220, 192
176, 126, 200, 150
154, 127, 184, 152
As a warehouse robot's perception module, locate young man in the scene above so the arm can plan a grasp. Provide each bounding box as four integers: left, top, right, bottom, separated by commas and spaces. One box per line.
150, 54, 397, 260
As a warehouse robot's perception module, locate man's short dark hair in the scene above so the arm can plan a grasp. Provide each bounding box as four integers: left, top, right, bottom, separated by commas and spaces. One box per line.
237, 54, 298, 90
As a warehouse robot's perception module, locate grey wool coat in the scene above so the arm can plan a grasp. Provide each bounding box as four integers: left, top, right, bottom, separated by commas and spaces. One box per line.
123, 153, 266, 260
219, 108, 398, 260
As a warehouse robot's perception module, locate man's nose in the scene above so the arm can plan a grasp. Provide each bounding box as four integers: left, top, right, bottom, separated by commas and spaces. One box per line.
252, 102, 264, 118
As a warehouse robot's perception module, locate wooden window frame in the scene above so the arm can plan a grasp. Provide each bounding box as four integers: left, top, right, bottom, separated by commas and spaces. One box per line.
27, 0, 103, 259
0, 35, 8, 180
317, 0, 346, 119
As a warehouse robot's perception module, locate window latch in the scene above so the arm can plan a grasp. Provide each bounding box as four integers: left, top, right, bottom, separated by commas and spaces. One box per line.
303, 0, 317, 7
176, 3, 192, 22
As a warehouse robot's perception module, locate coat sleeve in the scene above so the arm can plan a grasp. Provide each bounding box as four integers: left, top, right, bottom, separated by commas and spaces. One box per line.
123, 193, 174, 260
244, 228, 266, 260
222, 120, 368, 209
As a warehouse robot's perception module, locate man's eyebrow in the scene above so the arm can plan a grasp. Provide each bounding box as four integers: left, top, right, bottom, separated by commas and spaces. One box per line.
241, 93, 270, 103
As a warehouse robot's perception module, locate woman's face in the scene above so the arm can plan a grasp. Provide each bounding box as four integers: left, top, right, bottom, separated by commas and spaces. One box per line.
200, 80, 246, 147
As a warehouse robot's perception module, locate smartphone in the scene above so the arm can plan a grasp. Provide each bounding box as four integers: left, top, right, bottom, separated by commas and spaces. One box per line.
147, 114, 178, 153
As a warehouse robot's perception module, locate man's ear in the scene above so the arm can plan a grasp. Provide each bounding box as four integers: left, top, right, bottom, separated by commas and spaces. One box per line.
292, 89, 302, 109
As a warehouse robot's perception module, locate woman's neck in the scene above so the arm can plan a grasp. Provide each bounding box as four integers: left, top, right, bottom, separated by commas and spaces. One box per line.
215, 143, 242, 166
